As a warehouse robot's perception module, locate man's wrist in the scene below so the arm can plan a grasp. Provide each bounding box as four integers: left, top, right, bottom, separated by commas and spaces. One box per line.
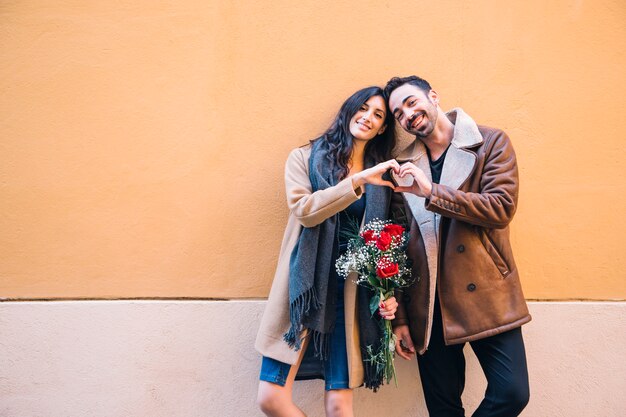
416, 181, 433, 198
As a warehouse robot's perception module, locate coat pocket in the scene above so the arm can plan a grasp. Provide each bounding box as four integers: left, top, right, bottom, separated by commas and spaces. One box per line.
477, 228, 511, 277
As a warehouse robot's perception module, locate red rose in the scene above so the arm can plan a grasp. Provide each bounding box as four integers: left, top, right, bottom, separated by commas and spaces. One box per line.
376, 259, 399, 279
383, 224, 405, 237
361, 229, 376, 244
376, 231, 392, 251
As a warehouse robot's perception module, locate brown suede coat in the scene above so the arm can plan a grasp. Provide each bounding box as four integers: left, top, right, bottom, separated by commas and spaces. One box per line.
391, 108, 531, 354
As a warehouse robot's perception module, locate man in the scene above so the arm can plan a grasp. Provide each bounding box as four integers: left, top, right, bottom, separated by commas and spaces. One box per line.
384, 75, 531, 417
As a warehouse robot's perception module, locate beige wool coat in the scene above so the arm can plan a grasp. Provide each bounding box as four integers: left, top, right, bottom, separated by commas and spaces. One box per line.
255, 145, 369, 388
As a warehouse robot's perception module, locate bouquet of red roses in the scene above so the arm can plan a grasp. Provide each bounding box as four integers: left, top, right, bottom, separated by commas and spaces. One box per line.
335, 218, 412, 387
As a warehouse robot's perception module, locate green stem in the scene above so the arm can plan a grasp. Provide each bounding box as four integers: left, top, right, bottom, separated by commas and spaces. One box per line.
380, 288, 398, 387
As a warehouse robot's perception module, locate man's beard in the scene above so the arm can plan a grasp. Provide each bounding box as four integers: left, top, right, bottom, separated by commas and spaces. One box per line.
408, 99, 439, 138
414, 107, 437, 138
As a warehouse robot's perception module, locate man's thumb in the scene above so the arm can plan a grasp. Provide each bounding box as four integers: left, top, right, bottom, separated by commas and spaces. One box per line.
402, 333, 415, 352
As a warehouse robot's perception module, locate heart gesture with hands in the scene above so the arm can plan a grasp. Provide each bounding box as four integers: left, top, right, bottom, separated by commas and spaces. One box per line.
352, 159, 401, 190
393, 162, 433, 198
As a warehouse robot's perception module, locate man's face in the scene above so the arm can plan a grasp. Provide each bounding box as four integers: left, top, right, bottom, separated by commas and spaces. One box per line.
388, 83, 439, 138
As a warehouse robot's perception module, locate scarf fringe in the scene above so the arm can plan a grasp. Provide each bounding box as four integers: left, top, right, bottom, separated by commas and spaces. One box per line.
311, 328, 329, 360
283, 287, 322, 352
362, 360, 383, 392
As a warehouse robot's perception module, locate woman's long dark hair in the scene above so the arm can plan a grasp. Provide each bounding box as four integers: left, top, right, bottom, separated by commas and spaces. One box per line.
311, 86, 395, 180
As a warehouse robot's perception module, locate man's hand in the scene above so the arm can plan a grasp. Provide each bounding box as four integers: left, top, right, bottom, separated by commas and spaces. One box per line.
393, 325, 416, 360
394, 162, 432, 198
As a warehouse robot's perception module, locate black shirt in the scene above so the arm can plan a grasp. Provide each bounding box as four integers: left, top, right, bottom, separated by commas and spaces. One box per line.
428, 146, 450, 184
338, 194, 366, 252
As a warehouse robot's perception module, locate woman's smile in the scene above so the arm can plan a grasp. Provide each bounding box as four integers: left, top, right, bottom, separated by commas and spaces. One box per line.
356, 121, 372, 131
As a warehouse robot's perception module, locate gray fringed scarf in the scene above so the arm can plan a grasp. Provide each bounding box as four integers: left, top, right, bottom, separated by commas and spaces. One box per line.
283, 138, 391, 391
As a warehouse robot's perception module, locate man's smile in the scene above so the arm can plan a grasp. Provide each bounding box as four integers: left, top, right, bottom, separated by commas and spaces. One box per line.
408, 112, 425, 130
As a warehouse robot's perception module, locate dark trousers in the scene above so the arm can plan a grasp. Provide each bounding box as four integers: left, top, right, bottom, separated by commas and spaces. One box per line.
417, 297, 530, 417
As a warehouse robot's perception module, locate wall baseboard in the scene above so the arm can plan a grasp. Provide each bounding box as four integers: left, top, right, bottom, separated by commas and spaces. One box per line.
1, 301, 624, 416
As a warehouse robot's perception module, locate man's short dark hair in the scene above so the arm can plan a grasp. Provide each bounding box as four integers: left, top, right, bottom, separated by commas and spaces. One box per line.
383, 75, 432, 100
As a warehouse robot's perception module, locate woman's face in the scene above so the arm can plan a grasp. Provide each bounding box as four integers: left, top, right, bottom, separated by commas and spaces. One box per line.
349, 95, 387, 141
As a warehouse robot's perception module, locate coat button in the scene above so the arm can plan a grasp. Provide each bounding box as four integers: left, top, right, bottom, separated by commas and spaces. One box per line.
467, 283, 476, 292
457, 244, 465, 253
403, 294, 411, 303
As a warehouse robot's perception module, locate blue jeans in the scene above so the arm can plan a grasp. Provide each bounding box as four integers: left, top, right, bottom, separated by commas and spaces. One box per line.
260, 281, 349, 391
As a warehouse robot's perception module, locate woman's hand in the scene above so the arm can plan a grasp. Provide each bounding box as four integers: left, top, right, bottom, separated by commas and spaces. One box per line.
379, 296, 398, 320
352, 159, 400, 189
394, 162, 433, 198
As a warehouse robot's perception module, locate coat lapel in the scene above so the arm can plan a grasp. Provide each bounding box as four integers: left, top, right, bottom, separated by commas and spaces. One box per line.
394, 140, 439, 290
438, 146, 476, 190
438, 107, 482, 192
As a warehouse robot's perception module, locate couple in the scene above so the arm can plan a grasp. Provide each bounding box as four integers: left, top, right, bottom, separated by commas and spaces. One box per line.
255, 75, 531, 417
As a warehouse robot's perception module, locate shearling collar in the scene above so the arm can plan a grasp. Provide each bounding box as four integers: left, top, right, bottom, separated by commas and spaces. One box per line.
396, 107, 483, 161
447, 107, 483, 149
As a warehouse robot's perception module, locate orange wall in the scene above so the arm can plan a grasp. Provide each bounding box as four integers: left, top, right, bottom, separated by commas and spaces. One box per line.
1, 1, 625, 299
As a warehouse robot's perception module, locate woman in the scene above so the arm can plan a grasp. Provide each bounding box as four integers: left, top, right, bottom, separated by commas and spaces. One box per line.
255, 86, 400, 417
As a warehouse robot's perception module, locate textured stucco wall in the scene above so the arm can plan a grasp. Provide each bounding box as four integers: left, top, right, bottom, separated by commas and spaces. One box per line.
1, 301, 625, 416
1, 1, 625, 300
